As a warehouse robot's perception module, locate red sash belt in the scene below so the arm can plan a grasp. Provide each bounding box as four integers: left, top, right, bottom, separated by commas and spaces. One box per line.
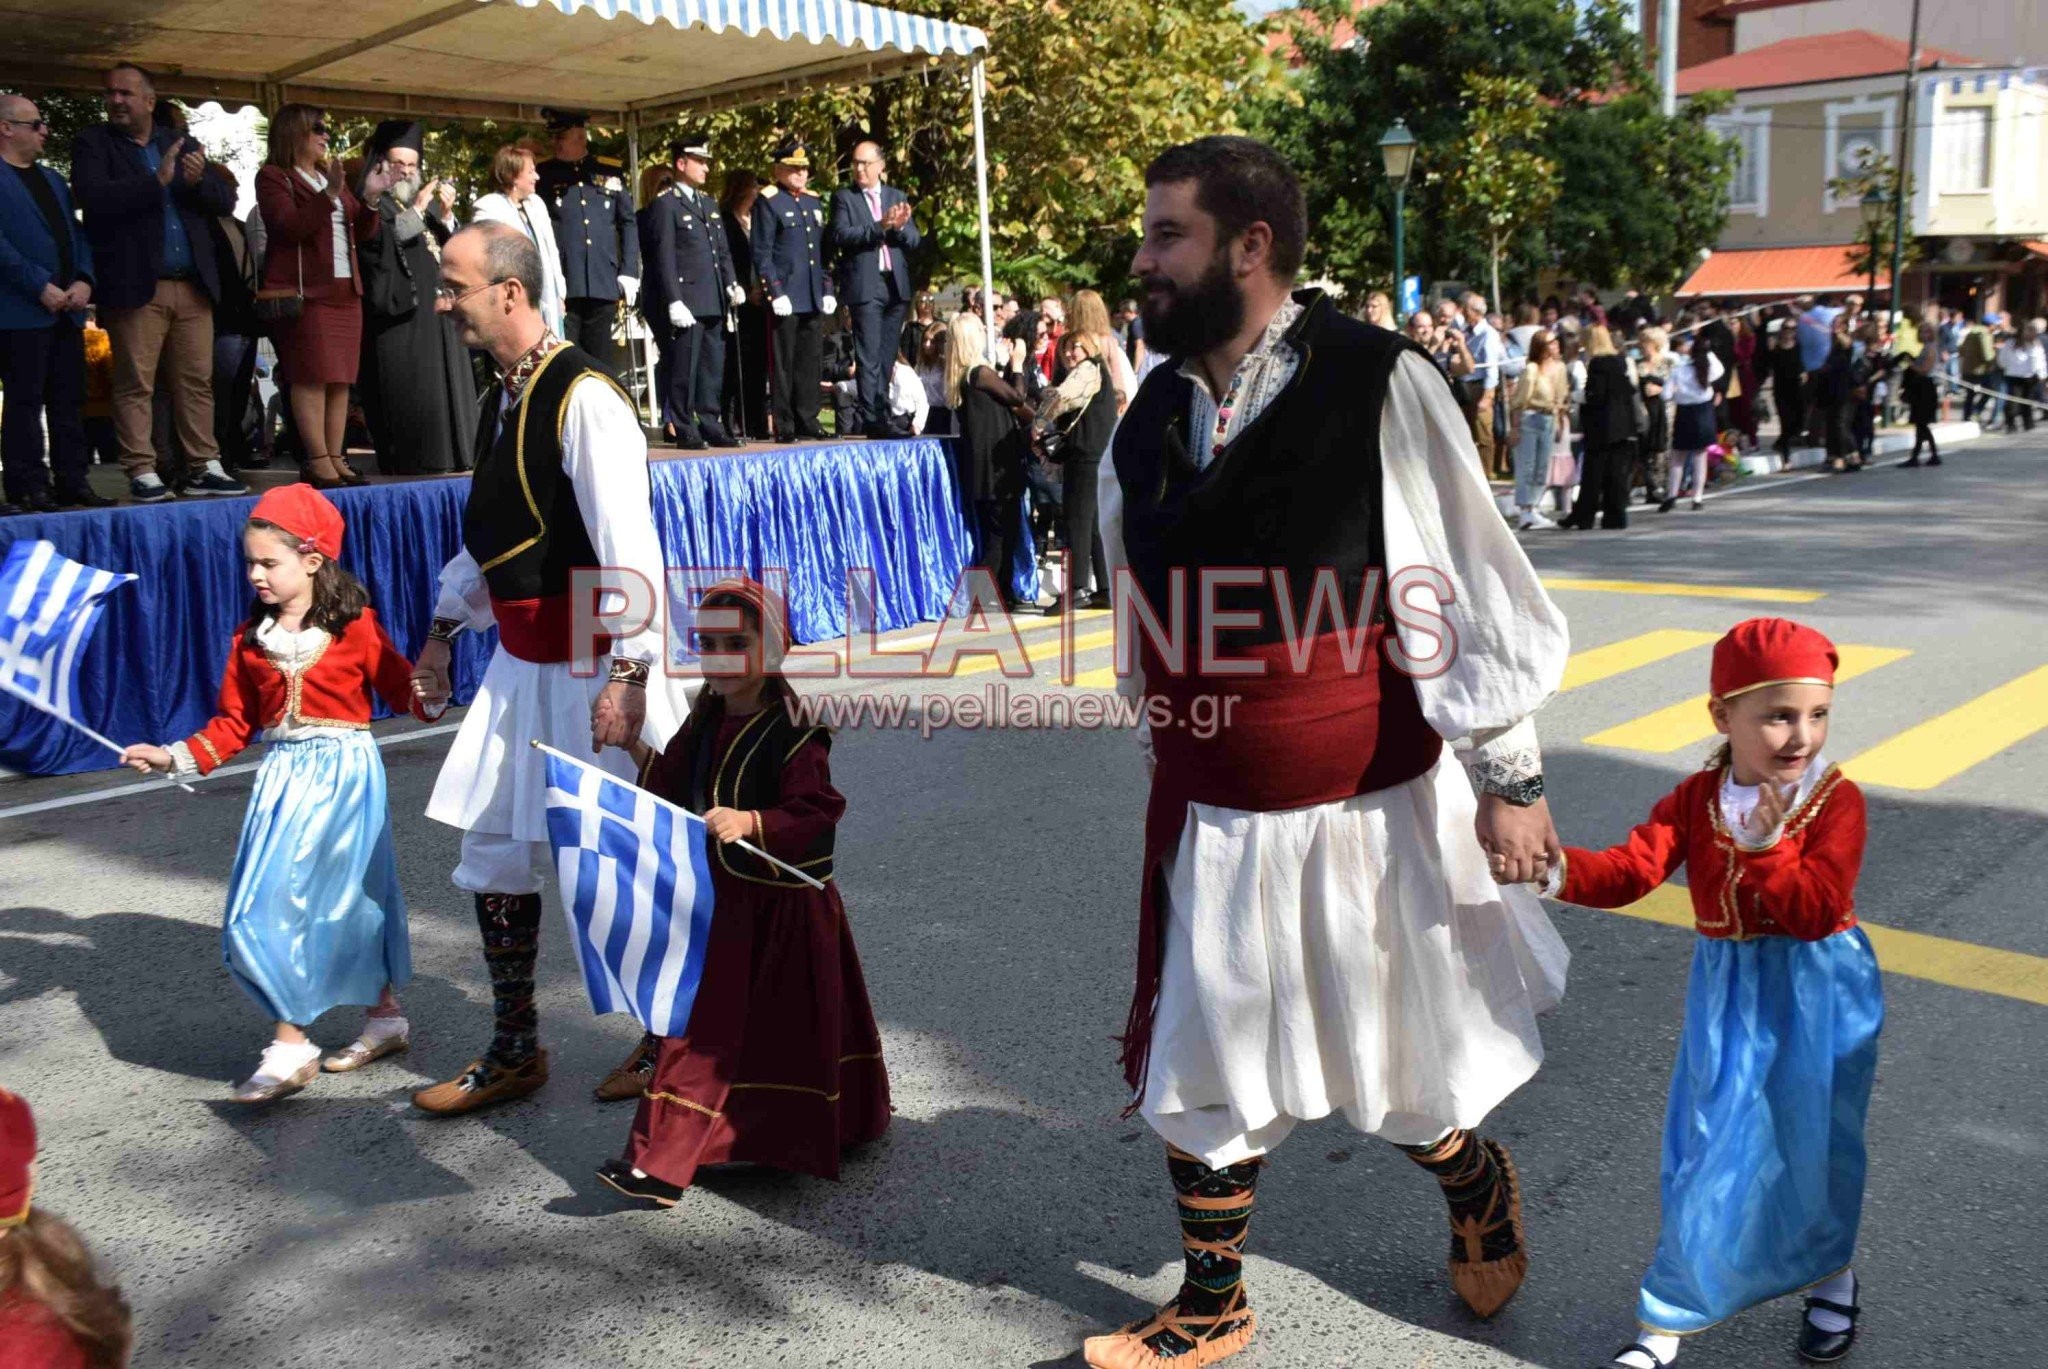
490, 594, 595, 664
1118, 627, 1443, 1101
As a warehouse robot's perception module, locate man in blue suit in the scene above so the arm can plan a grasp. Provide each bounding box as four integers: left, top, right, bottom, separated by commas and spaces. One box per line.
70, 62, 244, 503
0, 94, 109, 514
828, 141, 920, 439
753, 135, 834, 441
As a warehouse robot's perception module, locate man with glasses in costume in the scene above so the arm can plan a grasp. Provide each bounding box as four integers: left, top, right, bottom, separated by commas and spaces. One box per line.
408, 222, 682, 1116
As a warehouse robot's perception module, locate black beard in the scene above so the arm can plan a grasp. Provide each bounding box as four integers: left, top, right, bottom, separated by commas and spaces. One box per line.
1138, 250, 1244, 359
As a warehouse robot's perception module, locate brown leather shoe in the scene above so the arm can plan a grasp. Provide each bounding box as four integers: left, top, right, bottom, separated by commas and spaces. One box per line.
412, 1051, 550, 1116
594, 1035, 658, 1102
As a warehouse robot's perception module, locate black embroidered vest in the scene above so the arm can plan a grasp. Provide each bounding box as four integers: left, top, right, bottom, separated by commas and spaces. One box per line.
463, 344, 626, 601
681, 697, 835, 889
1113, 292, 1437, 651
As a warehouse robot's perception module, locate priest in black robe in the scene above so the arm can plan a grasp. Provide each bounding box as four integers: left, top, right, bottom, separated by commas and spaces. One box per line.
356, 120, 477, 474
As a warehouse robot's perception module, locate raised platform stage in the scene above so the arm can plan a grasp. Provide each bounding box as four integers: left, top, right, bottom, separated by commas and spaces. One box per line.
1, 436, 1014, 777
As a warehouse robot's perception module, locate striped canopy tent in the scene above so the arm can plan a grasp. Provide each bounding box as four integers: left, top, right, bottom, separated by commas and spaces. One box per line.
0, 0, 1000, 335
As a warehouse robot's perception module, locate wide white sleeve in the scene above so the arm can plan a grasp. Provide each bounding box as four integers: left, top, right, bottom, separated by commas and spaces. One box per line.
562, 374, 667, 668
1095, 416, 1153, 769
1380, 351, 1569, 784
433, 546, 495, 631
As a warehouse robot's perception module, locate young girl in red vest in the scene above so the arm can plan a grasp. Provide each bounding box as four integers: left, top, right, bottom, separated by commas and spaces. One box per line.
0, 1090, 132, 1369
594, 577, 890, 1205
121, 486, 435, 1104
1548, 618, 1879, 1369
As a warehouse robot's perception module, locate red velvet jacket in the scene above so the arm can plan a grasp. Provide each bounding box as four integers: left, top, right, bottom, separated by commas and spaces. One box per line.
181, 609, 423, 775
253, 163, 380, 299
1558, 764, 1866, 942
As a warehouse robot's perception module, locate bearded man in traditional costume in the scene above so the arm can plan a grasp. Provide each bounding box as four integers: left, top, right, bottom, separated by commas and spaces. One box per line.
409, 222, 681, 1115
1082, 136, 1572, 1369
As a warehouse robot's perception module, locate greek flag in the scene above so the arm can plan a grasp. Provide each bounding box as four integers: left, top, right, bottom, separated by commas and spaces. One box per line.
541, 744, 716, 1037
0, 540, 136, 720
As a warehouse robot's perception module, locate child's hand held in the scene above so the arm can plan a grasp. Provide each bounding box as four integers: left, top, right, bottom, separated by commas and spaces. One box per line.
702, 806, 750, 844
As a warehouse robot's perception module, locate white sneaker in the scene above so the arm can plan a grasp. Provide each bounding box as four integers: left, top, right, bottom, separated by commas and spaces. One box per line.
1524, 512, 1558, 530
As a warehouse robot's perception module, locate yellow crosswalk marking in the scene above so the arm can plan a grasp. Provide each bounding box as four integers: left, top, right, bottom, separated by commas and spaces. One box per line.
1841, 664, 2048, 791
1559, 629, 1722, 692
1070, 666, 1121, 690
1585, 645, 1913, 753
1542, 576, 1824, 604
946, 626, 1120, 679
1588, 885, 2048, 1007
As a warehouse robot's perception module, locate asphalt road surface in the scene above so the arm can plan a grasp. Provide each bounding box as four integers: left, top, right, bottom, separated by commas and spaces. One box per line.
3, 433, 2044, 1368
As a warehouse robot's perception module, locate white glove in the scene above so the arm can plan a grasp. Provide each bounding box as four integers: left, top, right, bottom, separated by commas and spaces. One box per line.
771, 295, 794, 318
725, 311, 737, 334
669, 300, 695, 330
821, 293, 837, 316
617, 276, 639, 306
727, 282, 746, 307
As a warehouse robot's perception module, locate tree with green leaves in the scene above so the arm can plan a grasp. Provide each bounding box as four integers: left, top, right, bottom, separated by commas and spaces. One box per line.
1828, 154, 1922, 288
1249, 0, 1733, 303
1435, 75, 1556, 312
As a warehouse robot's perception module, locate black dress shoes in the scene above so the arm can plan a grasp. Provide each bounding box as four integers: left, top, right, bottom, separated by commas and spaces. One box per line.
700, 421, 744, 449
595, 1157, 683, 1208
1597, 1345, 1667, 1369
672, 422, 708, 451
1798, 1278, 1859, 1363
54, 486, 116, 509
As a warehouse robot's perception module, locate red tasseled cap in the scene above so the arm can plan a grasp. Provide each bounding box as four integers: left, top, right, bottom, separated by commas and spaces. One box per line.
1711, 617, 1838, 701
0, 1087, 34, 1229
250, 484, 346, 561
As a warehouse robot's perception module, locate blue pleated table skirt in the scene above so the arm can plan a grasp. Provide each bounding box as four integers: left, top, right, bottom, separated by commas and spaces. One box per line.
1638, 927, 1884, 1335
220, 732, 411, 1026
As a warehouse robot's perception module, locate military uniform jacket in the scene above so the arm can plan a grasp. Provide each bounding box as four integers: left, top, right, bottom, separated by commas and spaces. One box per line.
752, 186, 830, 314
536, 154, 640, 302
651, 183, 735, 319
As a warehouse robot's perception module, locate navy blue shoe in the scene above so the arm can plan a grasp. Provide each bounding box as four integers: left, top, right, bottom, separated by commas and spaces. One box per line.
129, 476, 174, 504
183, 467, 249, 497
1799, 1276, 1859, 1363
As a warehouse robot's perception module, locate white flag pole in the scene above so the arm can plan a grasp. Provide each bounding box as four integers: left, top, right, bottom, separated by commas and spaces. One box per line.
0, 674, 196, 794
530, 740, 827, 891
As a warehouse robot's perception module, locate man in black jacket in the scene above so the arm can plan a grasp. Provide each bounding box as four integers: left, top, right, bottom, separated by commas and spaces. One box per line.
535, 109, 639, 375
646, 134, 742, 448
70, 62, 244, 503
827, 141, 920, 438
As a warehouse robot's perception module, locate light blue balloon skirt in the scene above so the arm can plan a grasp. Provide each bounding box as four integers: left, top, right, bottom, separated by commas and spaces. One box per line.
220, 732, 411, 1026
1637, 927, 1883, 1335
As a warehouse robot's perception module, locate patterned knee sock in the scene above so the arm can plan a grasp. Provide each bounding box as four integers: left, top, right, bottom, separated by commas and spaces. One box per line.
1398, 1129, 1521, 1267
1141, 1146, 1262, 1359
475, 893, 542, 1069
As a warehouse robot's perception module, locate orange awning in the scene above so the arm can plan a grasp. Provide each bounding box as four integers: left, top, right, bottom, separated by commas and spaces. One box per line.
1676, 246, 1889, 298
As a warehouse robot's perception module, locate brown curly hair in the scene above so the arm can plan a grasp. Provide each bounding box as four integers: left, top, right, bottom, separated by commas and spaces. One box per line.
0, 1209, 133, 1367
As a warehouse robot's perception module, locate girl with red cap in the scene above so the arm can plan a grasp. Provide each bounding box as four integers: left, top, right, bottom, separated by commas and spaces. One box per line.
1546, 618, 1879, 1368
591, 578, 890, 1206
120, 486, 440, 1103
0, 1089, 132, 1367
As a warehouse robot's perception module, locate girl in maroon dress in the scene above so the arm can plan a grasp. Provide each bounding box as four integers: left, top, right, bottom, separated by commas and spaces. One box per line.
597, 579, 890, 1206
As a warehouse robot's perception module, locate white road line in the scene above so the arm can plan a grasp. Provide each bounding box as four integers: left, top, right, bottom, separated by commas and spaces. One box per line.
0, 722, 465, 823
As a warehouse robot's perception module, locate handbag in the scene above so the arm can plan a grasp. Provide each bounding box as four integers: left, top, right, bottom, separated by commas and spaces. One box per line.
253, 243, 304, 329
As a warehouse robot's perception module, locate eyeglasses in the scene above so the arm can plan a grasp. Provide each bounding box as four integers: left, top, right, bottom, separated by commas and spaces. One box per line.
312, 123, 331, 136
0, 118, 47, 132
436, 278, 511, 306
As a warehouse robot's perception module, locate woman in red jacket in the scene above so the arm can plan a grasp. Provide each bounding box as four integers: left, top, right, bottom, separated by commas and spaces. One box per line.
122, 487, 439, 1103
254, 104, 394, 490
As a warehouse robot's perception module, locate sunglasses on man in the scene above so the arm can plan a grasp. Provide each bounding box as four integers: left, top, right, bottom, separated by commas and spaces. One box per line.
0, 117, 48, 132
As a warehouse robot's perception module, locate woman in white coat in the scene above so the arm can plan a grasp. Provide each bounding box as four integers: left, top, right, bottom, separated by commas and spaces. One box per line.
469, 144, 566, 336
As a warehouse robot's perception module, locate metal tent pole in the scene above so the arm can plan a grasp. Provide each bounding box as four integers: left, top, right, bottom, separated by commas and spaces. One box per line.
970, 57, 997, 363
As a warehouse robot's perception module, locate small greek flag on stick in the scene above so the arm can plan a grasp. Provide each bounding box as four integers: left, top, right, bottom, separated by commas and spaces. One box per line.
539, 742, 719, 1038
0, 540, 139, 762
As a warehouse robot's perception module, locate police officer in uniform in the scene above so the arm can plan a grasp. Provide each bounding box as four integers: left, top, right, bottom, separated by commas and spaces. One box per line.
534, 109, 640, 374
648, 134, 744, 448
752, 135, 835, 441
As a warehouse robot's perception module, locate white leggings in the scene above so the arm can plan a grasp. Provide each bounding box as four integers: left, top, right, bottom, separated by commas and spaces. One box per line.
452, 831, 550, 895
1666, 449, 1709, 501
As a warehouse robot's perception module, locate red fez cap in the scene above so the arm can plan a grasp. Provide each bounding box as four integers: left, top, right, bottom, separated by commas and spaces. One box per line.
250, 485, 346, 562
1711, 617, 1838, 701
0, 1087, 35, 1229
697, 577, 790, 666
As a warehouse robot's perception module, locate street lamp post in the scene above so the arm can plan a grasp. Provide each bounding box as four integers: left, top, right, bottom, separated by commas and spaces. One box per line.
1379, 119, 1418, 317
1861, 187, 1890, 304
